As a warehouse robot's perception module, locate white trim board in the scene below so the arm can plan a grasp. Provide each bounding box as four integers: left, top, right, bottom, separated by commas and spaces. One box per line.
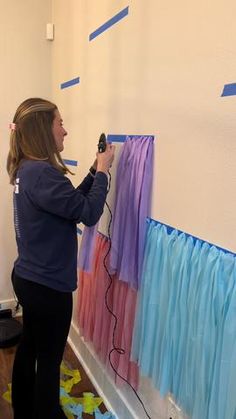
68, 321, 170, 419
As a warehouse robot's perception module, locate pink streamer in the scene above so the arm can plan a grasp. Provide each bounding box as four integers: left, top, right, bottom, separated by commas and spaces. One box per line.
77, 233, 139, 389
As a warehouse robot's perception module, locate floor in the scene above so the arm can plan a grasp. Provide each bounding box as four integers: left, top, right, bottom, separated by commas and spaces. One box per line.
0, 328, 109, 419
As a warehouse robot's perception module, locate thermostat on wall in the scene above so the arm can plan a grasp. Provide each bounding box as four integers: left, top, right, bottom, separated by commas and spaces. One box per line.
46, 23, 54, 41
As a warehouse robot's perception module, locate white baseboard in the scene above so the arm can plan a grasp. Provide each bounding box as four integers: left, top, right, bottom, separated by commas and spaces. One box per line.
68, 321, 136, 419
68, 320, 173, 419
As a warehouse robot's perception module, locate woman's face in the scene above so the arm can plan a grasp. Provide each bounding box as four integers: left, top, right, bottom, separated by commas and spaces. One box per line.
52, 109, 67, 152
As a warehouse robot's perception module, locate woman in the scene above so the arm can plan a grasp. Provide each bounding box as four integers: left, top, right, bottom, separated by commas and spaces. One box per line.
7, 97, 115, 419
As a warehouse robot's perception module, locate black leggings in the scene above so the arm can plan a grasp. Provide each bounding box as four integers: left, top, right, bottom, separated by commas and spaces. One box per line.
11, 271, 72, 419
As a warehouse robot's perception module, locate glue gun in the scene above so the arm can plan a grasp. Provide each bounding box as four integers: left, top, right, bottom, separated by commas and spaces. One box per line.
98, 133, 107, 153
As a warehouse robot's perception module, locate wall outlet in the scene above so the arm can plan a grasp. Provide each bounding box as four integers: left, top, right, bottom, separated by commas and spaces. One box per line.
167, 396, 186, 419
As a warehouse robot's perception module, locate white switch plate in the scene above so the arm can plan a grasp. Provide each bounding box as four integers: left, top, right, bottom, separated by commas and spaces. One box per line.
46, 23, 54, 40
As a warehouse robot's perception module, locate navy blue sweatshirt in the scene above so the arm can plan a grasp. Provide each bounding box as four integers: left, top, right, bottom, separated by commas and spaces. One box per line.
13, 160, 108, 292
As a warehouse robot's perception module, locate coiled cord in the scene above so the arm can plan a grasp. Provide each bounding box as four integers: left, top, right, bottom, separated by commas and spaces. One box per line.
102, 171, 152, 419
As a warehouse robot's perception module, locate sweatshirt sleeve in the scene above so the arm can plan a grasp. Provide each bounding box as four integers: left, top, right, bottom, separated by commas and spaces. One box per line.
31, 166, 108, 226
76, 172, 94, 195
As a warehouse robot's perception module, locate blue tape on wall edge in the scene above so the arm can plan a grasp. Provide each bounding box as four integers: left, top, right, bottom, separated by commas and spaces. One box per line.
89, 6, 129, 41
107, 135, 127, 143
63, 159, 78, 167
221, 83, 236, 97
60, 77, 80, 89
107, 134, 155, 143
148, 217, 235, 256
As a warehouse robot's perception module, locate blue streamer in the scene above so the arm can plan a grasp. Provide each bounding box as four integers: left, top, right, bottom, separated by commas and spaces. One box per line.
94, 408, 116, 418
89, 6, 129, 41
60, 388, 82, 418
132, 221, 236, 419
221, 83, 236, 97
147, 217, 235, 256
60, 77, 80, 89
60, 388, 115, 418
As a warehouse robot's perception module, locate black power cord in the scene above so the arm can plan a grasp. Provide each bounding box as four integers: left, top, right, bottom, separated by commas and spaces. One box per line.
103, 171, 152, 419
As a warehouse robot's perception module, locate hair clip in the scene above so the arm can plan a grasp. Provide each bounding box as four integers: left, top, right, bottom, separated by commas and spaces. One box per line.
9, 123, 16, 131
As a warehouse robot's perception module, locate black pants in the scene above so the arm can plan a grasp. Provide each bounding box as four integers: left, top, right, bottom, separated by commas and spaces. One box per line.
11, 271, 72, 419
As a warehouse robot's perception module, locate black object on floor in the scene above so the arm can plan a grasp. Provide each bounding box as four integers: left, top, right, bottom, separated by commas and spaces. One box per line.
0, 313, 22, 348
0, 309, 12, 319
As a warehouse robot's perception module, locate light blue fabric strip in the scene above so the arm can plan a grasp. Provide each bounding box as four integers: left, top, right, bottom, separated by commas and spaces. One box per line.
89, 6, 129, 41
60, 387, 116, 418
94, 408, 116, 418
60, 388, 83, 418
132, 220, 236, 419
147, 217, 235, 256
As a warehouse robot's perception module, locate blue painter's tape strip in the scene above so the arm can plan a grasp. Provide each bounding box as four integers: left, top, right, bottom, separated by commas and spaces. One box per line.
147, 217, 235, 256
77, 227, 83, 235
89, 6, 129, 41
107, 135, 127, 143
107, 134, 155, 143
63, 159, 78, 167
60, 77, 80, 89
221, 83, 236, 97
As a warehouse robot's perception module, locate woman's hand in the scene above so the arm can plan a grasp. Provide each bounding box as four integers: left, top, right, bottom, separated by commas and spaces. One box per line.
96, 144, 115, 174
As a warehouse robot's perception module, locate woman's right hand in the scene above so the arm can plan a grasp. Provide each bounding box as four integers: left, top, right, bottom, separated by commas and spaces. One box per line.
96, 144, 115, 173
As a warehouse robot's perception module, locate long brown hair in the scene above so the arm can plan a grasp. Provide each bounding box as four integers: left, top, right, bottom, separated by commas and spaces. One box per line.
7, 98, 72, 184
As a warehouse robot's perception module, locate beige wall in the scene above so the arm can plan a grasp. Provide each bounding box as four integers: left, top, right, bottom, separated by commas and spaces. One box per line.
1, 0, 235, 416
51, 0, 236, 417
0, 0, 52, 301
52, 0, 236, 253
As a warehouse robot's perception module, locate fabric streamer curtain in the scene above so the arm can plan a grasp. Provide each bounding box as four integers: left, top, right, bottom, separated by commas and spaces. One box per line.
77, 223, 98, 272
78, 135, 153, 283
131, 219, 236, 419
109, 135, 154, 289
77, 135, 154, 390
77, 232, 139, 389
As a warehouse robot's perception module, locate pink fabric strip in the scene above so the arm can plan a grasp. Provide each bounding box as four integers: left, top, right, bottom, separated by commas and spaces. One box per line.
77, 233, 139, 389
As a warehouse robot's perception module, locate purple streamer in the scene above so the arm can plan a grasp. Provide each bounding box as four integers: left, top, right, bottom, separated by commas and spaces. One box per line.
110, 136, 154, 289
78, 223, 98, 272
